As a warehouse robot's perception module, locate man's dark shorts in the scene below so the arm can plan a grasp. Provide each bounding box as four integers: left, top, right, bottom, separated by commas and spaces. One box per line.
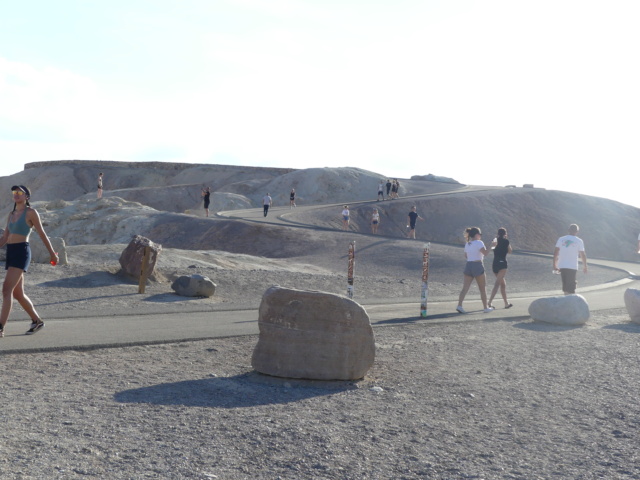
560, 268, 577, 294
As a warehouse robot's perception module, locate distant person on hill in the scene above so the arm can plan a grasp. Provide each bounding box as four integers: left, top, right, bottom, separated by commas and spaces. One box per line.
371, 208, 380, 234
0, 185, 59, 338
263, 193, 272, 217
290, 188, 296, 208
341, 205, 350, 231
456, 226, 493, 314
488, 227, 513, 309
202, 187, 211, 217
637, 232, 640, 254
97, 172, 103, 199
406, 206, 424, 239
395, 179, 401, 199
377, 181, 385, 201
390, 180, 398, 199
553, 223, 588, 294
386, 179, 392, 198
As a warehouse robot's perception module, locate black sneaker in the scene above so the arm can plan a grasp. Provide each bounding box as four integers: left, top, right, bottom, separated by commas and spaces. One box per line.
26, 321, 45, 335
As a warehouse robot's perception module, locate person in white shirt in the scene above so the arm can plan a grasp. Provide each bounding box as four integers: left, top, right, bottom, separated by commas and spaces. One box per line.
456, 226, 493, 314
341, 205, 350, 231
553, 224, 588, 294
262, 193, 272, 217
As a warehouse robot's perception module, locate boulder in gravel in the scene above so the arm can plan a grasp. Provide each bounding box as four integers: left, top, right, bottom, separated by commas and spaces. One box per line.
119, 235, 162, 280
528, 294, 590, 326
623, 288, 640, 324
30, 236, 68, 265
172, 274, 216, 297
252, 286, 375, 380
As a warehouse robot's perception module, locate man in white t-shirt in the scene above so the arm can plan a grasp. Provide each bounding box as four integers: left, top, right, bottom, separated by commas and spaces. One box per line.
553, 224, 588, 294
262, 193, 272, 217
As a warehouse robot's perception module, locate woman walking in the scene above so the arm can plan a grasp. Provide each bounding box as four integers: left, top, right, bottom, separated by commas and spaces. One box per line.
488, 227, 513, 309
371, 208, 380, 234
290, 188, 296, 208
0, 185, 58, 337
456, 226, 493, 314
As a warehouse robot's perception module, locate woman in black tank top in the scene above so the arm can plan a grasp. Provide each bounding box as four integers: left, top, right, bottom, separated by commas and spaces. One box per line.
488, 227, 513, 309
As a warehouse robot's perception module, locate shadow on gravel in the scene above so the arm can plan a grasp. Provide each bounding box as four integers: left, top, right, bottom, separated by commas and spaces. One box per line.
513, 321, 583, 332
114, 371, 358, 408
603, 323, 640, 333
38, 271, 122, 288
143, 293, 202, 303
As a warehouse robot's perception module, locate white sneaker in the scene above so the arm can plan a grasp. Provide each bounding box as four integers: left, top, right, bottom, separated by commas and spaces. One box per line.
483, 307, 495, 313
456, 305, 466, 314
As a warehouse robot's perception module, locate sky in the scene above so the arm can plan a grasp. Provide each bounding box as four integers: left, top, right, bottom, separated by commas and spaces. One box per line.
1, 0, 639, 207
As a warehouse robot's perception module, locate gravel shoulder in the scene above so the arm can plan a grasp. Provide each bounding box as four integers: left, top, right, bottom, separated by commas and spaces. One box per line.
1, 309, 639, 479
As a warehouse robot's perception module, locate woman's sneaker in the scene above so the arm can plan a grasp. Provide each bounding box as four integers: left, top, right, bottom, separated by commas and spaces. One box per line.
456, 305, 466, 314
26, 321, 45, 335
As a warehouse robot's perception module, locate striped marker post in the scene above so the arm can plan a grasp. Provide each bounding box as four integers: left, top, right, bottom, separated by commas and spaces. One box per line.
420, 243, 430, 317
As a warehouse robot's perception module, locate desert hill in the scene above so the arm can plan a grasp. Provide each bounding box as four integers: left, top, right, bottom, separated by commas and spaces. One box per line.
2, 160, 639, 263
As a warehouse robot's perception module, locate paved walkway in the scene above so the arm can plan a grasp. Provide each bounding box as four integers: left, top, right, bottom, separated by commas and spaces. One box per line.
2, 190, 638, 354
1, 267, 637, 354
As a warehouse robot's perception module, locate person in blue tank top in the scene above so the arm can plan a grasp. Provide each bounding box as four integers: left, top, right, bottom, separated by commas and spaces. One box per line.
0, 185, 58, 337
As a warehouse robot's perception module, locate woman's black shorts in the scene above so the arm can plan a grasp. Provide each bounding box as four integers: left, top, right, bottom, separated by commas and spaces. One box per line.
492, 259, 508, 274
6, 242, 31, 272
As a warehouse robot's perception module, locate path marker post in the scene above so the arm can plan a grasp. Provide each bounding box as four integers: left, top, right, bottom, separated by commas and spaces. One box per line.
138, 246, 151, 294
347, 241, 356, 299
420, 243, 430, 317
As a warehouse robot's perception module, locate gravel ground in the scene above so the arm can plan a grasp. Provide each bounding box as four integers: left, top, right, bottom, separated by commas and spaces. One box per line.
1, 309, 639, 479
0, 238, 636, 479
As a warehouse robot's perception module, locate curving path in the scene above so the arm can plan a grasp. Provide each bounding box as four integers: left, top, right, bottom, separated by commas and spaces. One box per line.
2, 186, 638, 353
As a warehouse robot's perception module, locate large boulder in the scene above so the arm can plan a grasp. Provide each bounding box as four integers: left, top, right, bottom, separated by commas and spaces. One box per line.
528, 294, 590, 326
252, 286, 375, 380
172, 274, 216, 297
30, 237, 68, 265
118, 235, 162, 281
624, 288, 640, 324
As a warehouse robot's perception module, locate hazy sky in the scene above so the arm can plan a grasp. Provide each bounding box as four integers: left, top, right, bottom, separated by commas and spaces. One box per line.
1, 1, 638, 207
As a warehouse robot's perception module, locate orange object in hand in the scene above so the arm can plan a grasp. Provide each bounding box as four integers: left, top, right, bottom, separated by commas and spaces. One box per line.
51, 253, 58, 266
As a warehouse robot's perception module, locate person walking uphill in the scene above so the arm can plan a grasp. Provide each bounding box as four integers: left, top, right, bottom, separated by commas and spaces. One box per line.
553, 223, 588, 294
456, 227, 493, 314
0, 185, 58, 337
202, 187, 211, 217
406, 206, 424, 239
262, 193, 272, 217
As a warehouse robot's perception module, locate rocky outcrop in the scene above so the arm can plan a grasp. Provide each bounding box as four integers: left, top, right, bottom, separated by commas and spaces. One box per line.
119, 235, 162, 281
624, 288, 640, 324
528, 294, 590, 326
252, 286, 375, 380
171, 274, 216, 297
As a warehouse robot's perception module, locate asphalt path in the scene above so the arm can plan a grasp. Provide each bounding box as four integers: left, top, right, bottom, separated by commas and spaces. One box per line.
2, 187, 639, 354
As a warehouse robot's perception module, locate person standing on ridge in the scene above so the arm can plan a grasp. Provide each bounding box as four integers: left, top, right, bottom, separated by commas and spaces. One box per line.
202, 186, 211, 217
553, 223, 588, 294
341, 205, 350, 231
97, 172, 103, 199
